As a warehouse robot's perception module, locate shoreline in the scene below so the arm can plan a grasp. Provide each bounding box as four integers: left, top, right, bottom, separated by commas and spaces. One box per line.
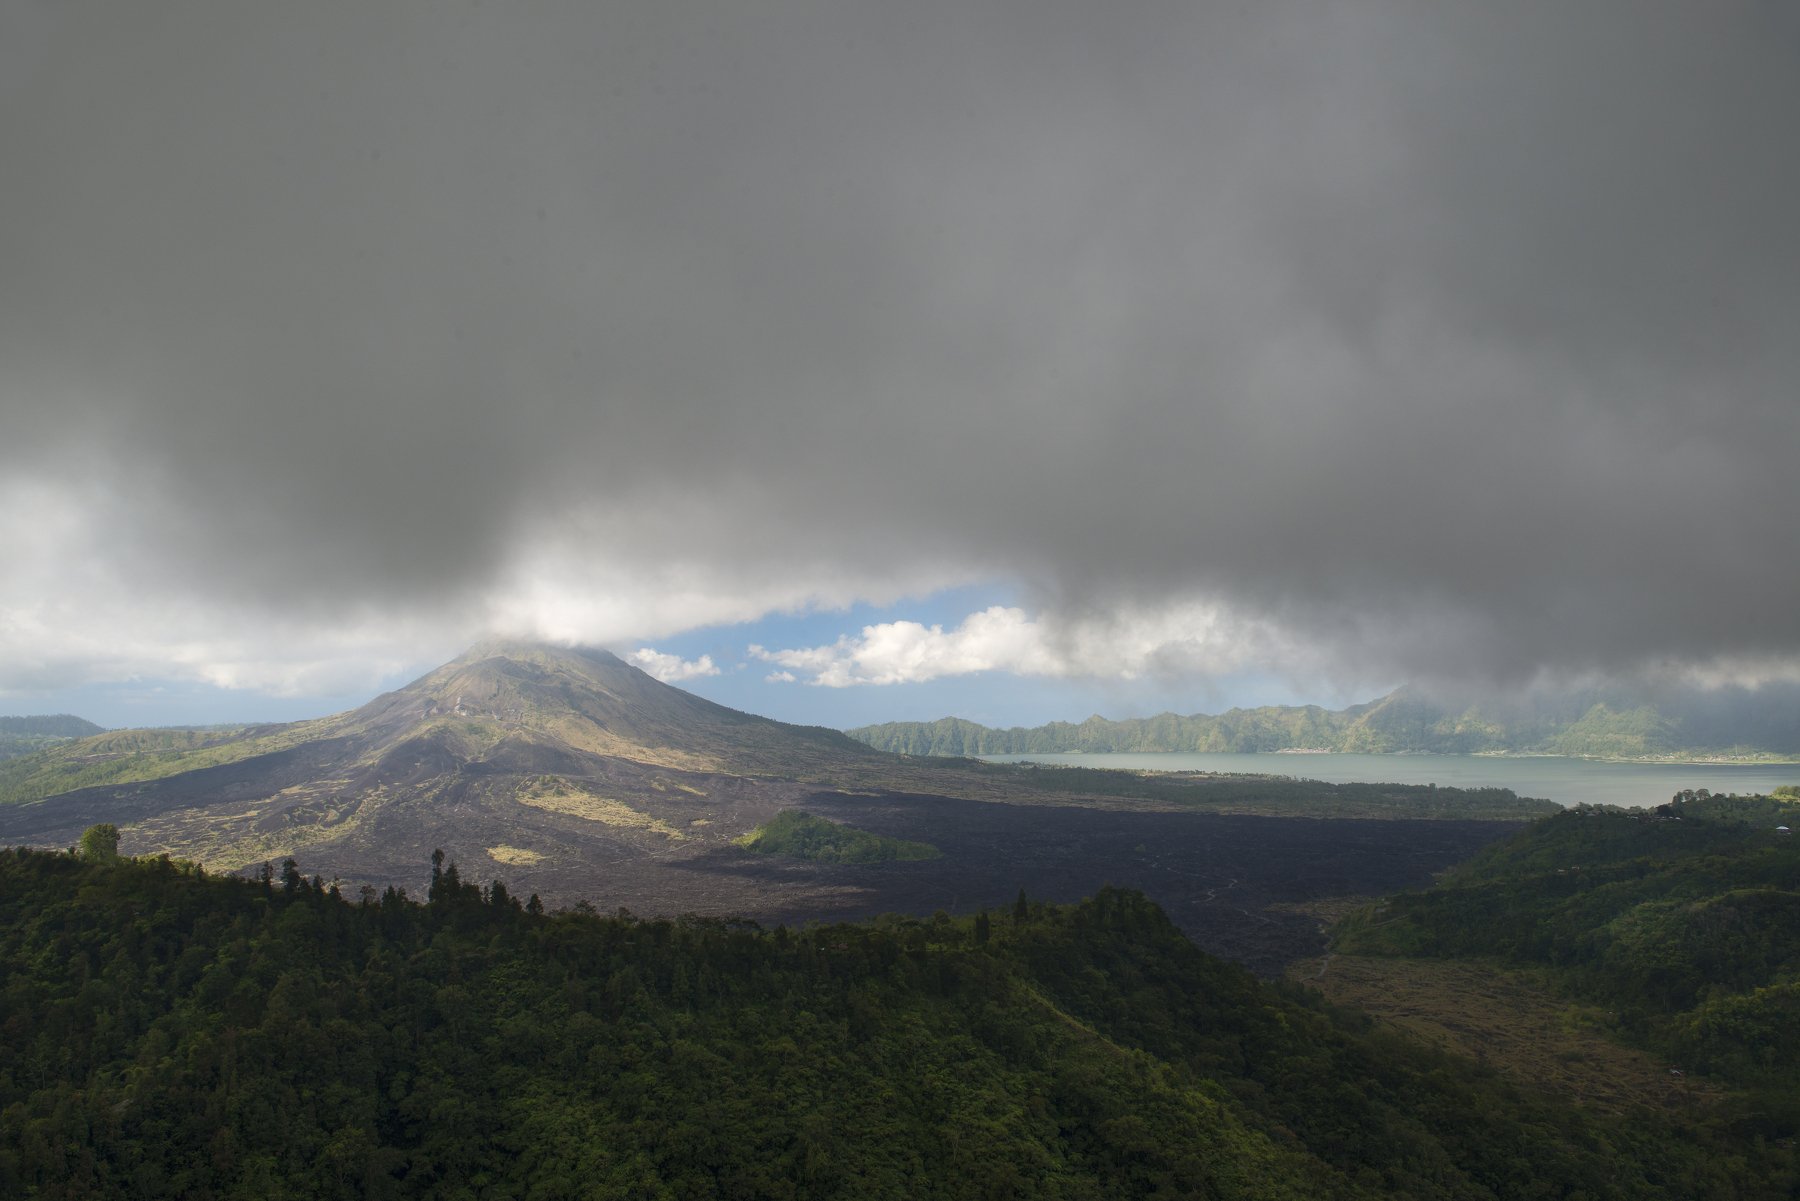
1036, 749, 1800, 768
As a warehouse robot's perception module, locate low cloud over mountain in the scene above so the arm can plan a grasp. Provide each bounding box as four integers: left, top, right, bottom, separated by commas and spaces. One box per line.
4, 2, 1797, 706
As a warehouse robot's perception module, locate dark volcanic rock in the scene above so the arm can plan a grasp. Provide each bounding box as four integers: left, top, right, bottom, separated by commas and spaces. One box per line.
514, 791, 1514, 977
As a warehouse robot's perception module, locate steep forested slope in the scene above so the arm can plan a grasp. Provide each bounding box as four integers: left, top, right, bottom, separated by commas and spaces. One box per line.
1334, 788, 1800, 1135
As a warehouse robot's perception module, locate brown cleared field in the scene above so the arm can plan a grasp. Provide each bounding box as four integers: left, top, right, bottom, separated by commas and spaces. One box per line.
1289, 952, 1723, 1114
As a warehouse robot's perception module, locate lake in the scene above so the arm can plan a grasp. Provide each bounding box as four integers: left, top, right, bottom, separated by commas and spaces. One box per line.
978, 752, 1800, 809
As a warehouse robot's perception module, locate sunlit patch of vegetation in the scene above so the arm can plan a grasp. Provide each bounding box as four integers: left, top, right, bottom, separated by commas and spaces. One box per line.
0, 717, 345, 806
515, 775, 685, 838
736, 809, 940, 863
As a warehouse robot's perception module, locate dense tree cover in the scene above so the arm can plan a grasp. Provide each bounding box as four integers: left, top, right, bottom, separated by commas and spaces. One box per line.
0, 720, 106, 738
75, 823, 120, 864
847, 686, 1800, 760
0, 717, 107, 739
963, 763, 1557, 821
736, 811, 939, 863
1334, 790, 1800, 1136
1540, 705, 1678, 759
1, 845, 1790, 1199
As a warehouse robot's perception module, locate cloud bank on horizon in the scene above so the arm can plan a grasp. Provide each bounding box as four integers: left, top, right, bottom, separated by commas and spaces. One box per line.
746, 605, 1282, 689
3, 1, 1797, 711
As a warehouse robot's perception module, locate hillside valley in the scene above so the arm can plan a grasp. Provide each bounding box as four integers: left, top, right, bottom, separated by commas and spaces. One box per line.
1303, 789, 1800, 1144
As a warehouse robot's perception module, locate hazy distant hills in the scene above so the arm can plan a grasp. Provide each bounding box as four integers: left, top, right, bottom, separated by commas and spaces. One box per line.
0, 713, 106, 760
848, 682, 1800, 761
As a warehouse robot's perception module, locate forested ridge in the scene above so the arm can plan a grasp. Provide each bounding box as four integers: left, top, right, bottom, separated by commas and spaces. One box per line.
849, 685, 1800, 760
0, 716, 108, 763
0, 717, 105, 739
2, 845, 1790, 1199
1335, 788, 1800, 1143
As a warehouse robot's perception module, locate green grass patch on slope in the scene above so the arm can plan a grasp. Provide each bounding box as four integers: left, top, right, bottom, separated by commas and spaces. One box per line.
736, 809, 940, 863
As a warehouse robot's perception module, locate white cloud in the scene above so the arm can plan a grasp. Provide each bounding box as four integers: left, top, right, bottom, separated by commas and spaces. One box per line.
627, 648, 721, 683
750, 603, 1288, 687
479, 506, 981, 648
4, 5, 1799, 712
0, 471, 464, 699
765, 670, 797, 684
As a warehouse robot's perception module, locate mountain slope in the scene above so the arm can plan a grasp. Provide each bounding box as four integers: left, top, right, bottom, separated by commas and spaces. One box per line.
0, 643, 893, 896
0, 643, 1553, 940
1324, 788, 1800, 1148
340, 640, 884, 777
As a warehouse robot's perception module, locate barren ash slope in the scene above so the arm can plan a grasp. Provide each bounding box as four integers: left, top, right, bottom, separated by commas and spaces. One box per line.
0, 642, 894, 899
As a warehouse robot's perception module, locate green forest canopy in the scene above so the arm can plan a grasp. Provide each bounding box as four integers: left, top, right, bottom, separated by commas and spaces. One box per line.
735, 810, 940, 863
1334, 789, 1800, 1131
0, 838, 1792, 1199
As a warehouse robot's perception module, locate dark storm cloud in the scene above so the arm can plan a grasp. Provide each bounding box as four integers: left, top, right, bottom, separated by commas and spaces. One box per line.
3, 0, 1796, 687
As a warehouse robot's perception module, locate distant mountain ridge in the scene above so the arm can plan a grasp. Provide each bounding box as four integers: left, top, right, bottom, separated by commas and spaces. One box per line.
0, 713, 107, 761
848, 683, 1800, 761
0, 714, 106, 737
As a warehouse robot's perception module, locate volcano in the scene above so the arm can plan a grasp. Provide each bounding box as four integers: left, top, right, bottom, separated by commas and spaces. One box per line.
0, 642, 1531, 967
0, 642, 896, 902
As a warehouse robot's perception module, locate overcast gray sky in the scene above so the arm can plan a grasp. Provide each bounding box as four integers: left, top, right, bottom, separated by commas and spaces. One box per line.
3, 1, 1797, 722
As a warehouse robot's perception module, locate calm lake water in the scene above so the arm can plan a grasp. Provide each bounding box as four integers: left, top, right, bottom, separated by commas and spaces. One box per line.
978, 752, 1800, 809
